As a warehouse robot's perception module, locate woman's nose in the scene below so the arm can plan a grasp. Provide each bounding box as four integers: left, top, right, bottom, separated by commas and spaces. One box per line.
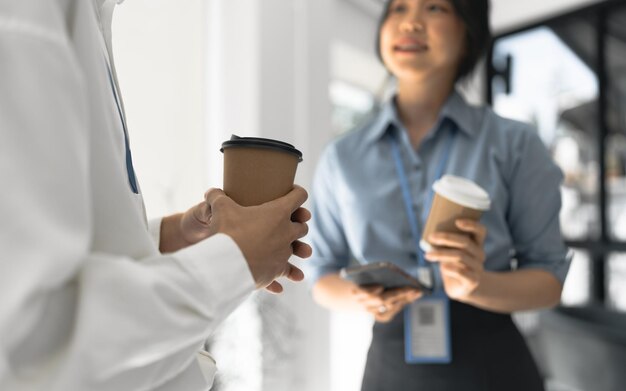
399, 16, 425, 33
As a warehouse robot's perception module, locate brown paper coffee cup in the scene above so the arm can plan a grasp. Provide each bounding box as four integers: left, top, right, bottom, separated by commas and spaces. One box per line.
420, 175, 491, 252
221, 135, 303, 206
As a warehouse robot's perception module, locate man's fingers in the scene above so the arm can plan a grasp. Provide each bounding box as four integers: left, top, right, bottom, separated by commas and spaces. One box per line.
275, 185, 308, 214
190, 201, 212, 224
291, 207, 312, 223
285, 263, 305, 282
265, 280, 284, 294
204, 188, 229, 206
292, 240, 313, 258
289, 221, 309, 243
263, 265, 304, 294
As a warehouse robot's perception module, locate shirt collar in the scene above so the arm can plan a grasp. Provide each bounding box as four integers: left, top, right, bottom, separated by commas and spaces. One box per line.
364, 90, 480, 145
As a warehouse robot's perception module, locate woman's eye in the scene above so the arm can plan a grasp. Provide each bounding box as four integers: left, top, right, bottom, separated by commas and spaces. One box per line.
427, 3, 450, 13
390, 3, 408, 13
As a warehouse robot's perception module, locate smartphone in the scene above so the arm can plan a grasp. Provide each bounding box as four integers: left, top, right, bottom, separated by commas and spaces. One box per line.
340, 262, 432, 293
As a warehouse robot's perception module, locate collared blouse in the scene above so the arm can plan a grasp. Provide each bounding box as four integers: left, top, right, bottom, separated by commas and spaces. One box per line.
306, 91, 571, 286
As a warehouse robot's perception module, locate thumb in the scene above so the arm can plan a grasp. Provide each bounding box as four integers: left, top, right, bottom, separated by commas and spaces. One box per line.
204, 188, 226, 203
204, 188, 236, 212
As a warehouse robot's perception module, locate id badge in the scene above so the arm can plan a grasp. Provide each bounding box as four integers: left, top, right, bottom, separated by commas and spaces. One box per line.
404, 291, 451, 364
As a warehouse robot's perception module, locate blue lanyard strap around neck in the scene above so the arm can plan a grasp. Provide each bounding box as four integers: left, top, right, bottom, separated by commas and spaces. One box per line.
105, 57, 139, 194
389, 123, 457, 268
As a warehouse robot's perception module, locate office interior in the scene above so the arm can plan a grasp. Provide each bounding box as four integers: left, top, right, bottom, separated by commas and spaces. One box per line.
112, 0, 626, 390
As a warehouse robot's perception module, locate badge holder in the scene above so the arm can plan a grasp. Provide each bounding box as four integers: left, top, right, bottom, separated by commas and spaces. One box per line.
405, 259, 451, 364
389, 129, 456, 365
404, 288, 451, 364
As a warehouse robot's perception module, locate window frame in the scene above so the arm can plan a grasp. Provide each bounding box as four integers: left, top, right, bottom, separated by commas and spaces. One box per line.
486, 0, 626, 305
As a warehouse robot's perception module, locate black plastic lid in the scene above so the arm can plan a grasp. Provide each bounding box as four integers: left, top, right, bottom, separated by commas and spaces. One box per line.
220, 135, 303, 162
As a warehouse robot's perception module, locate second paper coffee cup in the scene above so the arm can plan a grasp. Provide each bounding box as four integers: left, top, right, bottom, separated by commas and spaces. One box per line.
220, 135, 303, 206
420, 175, 491, 252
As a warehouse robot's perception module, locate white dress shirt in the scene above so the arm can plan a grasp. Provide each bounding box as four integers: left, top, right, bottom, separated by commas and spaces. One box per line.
0, 0, 255, 389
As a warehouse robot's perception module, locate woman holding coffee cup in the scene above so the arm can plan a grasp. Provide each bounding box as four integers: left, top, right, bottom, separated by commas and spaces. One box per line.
305, 1, 570, 390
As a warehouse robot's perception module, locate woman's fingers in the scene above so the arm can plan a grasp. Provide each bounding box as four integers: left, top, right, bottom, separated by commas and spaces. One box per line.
455, 219, 488, 245
425, 248, 482, 268
352, 285, 385, 307
367, 288, 423, 323
428, 231, 480, 255
381, 287, 421, 303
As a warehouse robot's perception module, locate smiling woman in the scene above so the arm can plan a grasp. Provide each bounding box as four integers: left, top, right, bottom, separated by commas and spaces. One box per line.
305, 0, 570, 390
376, 0, 491, 82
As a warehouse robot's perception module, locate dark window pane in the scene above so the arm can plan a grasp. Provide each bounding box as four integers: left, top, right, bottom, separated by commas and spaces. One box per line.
606, 4, 626, 241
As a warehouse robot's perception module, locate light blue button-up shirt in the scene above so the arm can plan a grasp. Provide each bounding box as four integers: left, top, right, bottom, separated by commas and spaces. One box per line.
305, 91, 571, 286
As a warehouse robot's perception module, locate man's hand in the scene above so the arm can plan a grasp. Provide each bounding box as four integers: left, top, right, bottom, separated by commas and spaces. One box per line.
205, 186, 312, 293
158, 198, 216, 254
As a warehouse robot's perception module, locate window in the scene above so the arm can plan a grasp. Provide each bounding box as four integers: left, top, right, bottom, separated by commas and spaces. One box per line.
330, 80, 377, 135
488, 1, 626, 309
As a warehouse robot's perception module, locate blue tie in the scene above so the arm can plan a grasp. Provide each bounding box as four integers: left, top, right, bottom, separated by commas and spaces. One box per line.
105, 58, 139, 194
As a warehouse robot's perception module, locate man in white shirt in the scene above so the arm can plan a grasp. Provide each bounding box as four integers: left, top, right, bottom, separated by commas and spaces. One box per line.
0, 0, 311, 390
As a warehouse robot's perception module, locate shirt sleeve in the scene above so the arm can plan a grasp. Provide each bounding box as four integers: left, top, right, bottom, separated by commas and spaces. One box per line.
148, 217, 163, 246
506, 125, 571, 285
0, 17, 254, 391
303, 145, 352, 285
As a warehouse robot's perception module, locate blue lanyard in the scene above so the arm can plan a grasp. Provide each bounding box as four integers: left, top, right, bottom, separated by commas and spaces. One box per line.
105, 58, 139, 194
389, 123, 457, 269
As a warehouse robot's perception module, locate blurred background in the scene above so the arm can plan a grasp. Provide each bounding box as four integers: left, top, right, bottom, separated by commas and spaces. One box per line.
112, 0, 626, 390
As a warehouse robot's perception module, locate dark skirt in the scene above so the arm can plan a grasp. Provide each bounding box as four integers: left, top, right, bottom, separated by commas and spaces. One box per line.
361, 300, 545, 391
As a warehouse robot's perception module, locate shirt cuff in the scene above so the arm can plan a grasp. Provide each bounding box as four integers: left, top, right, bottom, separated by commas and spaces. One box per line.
516, 251, 573, 286
174, 233, 256, 316
148, 218, 163, 247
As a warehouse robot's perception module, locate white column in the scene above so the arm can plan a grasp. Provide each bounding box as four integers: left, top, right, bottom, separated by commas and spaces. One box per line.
288, 0, 334, 386
206, 1, 333, 391
206, 0, 261, 187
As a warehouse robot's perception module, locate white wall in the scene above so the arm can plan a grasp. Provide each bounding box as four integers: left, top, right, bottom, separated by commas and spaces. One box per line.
113, 0, 208, 219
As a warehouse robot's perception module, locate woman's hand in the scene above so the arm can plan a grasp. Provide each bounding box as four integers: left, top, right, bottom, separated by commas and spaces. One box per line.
424, 219, 488, 302
351, 285, 422, 323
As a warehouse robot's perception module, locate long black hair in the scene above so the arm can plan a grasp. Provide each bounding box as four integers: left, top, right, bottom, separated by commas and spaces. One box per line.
376, 0, 491, 82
